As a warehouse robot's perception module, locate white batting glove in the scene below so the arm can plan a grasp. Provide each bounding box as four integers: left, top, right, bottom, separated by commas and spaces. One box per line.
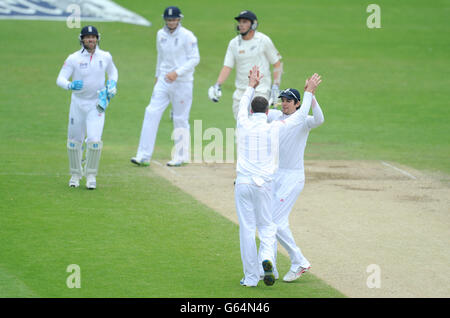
208, 83, 222, 102
269, 84, 279, 106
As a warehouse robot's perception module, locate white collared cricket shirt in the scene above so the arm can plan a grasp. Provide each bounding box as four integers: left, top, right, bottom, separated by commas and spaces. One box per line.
57, 46, 118, 101
236, 87, 313, 182
267, 96, 324, 175
224, 31, 281, 91
155, 24, 200, 82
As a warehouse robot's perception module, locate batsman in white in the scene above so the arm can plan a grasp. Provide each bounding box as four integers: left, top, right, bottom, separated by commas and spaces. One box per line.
131, 6, 200, 167
235, 66, 321, 287
56, 25, 118, 189
260, 85, 324, 282
208, 10, 283, 119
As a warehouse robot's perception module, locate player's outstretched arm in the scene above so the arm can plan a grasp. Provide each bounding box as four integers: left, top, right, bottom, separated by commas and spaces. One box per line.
307, 95, 325, 129
236, 66, 262, 126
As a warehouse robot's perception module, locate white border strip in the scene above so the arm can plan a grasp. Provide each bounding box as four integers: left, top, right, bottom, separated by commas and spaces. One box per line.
381, 161, 417, 180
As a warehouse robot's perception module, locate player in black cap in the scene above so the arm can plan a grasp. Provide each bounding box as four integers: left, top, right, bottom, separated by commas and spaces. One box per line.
209, 10, 283, 119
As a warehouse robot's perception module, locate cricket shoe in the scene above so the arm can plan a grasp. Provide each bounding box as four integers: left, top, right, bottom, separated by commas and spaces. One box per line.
283, 265, 311, 282
130, 157, 150, 167
69, 175, 81, 188
262, 260, 276, 286
86, 175, 96, 190
166, 159, 186, 167
240, 278, 256, 287
260, 272, 279, 281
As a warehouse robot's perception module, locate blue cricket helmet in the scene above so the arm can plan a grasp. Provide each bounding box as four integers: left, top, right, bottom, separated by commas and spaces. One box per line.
279, 88, 301, 109
79, 25, 99, 39
79, 25, 100, 45
163, 6, 184, 19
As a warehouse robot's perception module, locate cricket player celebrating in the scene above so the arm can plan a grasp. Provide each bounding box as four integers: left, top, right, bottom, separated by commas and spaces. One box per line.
56, 25, 118, 189
261, 86, 324, 282
131, 6, 200, 167
208, 10, 283, 119
235, 66, 321, 287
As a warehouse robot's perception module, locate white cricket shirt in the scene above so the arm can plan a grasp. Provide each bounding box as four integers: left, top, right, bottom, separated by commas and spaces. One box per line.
155, 24, 200, 82
57, 46, 118, 101
236, 87, 313, 182
224, 31, 281, 91
268, 96, 324, 172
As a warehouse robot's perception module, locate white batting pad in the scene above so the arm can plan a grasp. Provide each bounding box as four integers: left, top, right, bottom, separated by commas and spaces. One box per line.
67, 139, 83, 177
85, 141, 103, 177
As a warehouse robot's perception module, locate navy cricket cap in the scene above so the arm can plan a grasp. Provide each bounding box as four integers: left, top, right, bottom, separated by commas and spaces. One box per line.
279, 88, 301, 103
234, 10, 257, 22
80, 25, 99, 38
163, 6, 183, 19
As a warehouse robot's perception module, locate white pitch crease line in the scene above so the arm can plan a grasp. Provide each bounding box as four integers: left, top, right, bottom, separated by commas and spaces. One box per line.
165, 166, 178, 175
381, 161, 417, 180
152, 160, 178, 175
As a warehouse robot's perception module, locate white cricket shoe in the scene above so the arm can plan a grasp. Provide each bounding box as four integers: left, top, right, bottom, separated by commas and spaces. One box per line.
283, 265, 311, 282
69, 175, 81, 188
130, 157, 150, 166
86, 175, 96, 190
166, 159, 186, 167
240, 278, 257, 287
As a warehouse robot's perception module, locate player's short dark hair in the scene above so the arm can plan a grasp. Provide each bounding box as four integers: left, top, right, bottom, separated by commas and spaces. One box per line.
251, 96, 268, 113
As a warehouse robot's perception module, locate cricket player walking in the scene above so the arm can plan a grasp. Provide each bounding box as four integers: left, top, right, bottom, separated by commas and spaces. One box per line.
56, 25, 118, 189
208, 10, 283, 119
131, 6, 200, 167
262, 86, 324, 282
235, 66, 321, 287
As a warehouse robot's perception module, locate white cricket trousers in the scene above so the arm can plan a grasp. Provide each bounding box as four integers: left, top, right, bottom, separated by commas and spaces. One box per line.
235, 175, 277, 286
136, 77, 193, 162
272, 169, 310, 272
67, 97, 105, 142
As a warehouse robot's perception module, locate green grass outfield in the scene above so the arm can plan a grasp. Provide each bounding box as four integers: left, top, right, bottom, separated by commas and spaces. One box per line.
0, 0, 448, 297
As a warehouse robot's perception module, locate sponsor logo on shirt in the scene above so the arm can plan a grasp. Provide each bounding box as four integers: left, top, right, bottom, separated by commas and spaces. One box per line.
239, 50, 245, 54
79, 62, 88, 69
